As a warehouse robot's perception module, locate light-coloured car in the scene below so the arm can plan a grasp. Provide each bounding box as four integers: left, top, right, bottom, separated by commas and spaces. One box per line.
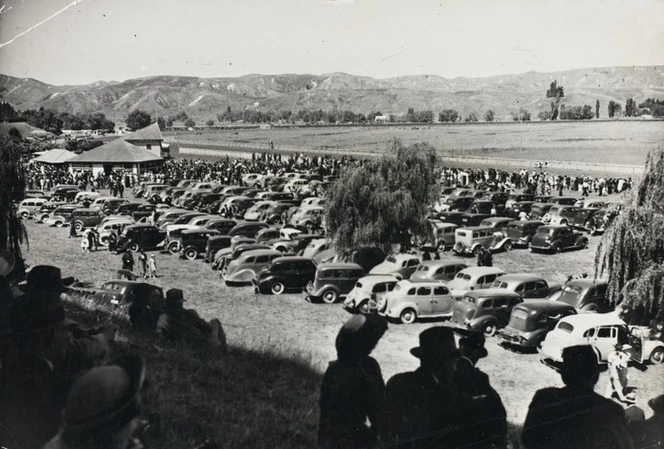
301, 238, 329, 259
223, 249, 284, 285
369, 253, 420, 280
452, 226, 513, 256
490, 273, 562, 299
74, 191, 101, 203
96, 218, 136, 245
377, 280, 456, 324
343, 274, 399, 313
446, 266, 506, 298
410, 260, 468, 283
304, 262, 365, 304
18, 198, 48, 219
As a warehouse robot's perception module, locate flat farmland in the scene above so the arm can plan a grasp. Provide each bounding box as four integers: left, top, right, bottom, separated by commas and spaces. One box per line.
166, 120, 664, 167
20, 207, 664, 448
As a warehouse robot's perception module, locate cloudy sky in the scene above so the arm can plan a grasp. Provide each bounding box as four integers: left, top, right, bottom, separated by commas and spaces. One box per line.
0, 0, 663, 85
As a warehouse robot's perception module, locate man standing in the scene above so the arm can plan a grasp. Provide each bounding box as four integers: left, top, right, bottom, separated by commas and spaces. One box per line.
122, 251, 135, 272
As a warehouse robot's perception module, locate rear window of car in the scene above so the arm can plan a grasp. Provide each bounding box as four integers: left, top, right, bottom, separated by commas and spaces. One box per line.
456, 273, 471, 280
557, 322, 574, 333
386, 256, 397, 264
493, 281, 508, 288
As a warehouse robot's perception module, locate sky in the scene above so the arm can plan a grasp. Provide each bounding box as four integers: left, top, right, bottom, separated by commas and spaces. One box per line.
0, 0, 663, 86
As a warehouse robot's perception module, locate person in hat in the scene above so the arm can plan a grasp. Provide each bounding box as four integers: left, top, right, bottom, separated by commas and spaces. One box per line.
156, 288, 227, 353
318, 314, 388, 449
43, 355, 146, 449
147, 253, 157, 278
606, 342, 634, 404
138, 250, 148, 279
522, 345, 635, 449
629, 393, 664, 449
122, 251, 135, 272
453, 331, 507, 448
382, 326, 501, 448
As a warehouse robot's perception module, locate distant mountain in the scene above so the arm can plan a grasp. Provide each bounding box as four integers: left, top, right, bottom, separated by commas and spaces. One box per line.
1, 66, 663, 122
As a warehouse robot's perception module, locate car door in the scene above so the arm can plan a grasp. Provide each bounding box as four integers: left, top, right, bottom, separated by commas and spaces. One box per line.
590, 326, 618, 361
492, 296, 510, 325
404, 258, 420, 279
416, 285, 434, 316
432, 285, 454, 315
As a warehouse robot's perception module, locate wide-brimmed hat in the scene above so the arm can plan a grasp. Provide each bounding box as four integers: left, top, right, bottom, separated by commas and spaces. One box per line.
648, 394, 664, 414
410, 327, 459, 362
335, 314, 388, 362
61, 355, 146, 440
10, 293, 66, 336
0, 249, 16, 277
24, 265, 75, 294
165, 288, 185, 304
561, 345, 599, 386
459, 332, 488, 359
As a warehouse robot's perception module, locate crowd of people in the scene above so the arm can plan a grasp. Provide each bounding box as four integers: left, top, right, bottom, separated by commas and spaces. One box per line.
319, 315, 663, 449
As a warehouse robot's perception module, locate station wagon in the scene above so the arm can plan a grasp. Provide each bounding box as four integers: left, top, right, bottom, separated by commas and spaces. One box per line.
178, 229, 221, 260
116, 225, 166, 253
377, 280, 455, 324
505, 220, 544, 247
305, 263, 365, 303
71, 208, 105, 232
452, 226, 512, 256
18, 198, 48, 219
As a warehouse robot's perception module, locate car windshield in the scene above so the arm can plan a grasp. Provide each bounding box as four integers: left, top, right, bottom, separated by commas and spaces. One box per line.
556, 285, 584, 306
536, 228, 554, 235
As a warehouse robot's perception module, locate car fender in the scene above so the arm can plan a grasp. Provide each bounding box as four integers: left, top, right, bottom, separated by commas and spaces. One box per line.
643, 341, 664, 360
313, 284, 340, 297
468, 315, 494, 332
390, 301, 420, 318
226, 268, 258, 283
492, 237, 511, 250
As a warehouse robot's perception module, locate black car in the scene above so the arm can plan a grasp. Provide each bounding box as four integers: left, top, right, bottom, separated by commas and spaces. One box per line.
437, 211, 467, 226
529, 225, 588, 253
505, 220, 544, 247
586, 207, 619, 235
204, 235, 234, 263
227, 221, 269, 239
549, 196, 579, 206
459, 213, 491, 227
178, 229, 221, 260
116, 225, 167, 253
101, 198, 130, 215
568, 208, 600, 231
254, 256, 317, 294
467, 200, 505, 216
484, 192, 509, 206
35, 201, 67, 222
443, 196, 474, 212
505, 201, 535, 219
529, 203, 555, 220
262, 203, 293, 224
204, 218, 238, 235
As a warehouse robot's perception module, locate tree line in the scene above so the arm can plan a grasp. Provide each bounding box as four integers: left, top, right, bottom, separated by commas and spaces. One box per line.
0, 103, 115, 134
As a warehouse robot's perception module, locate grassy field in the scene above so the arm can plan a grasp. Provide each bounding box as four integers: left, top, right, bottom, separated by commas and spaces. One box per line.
20, 195, 664, 448
165, 120, 664, 167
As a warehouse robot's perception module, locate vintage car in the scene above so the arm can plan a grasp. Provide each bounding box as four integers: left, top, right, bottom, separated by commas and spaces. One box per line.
449, 289, 524, 336
304, 262, 365, 303
256, 227, 302, 245
18, 198, 48, 219
343, 275, 399, 313
50, 187, 80, 202
440, 196, 475, 212
253, 256, 318, 295
44, 204, 79, 227
301, 238, 328, 259
71, 208, 105, 232
459, 213, 492, 228
498, 300, 578, 349
214, 243, 269, 272
101, 198, 130, 215
227, 221, 270, 239
466, 201, 504, 217
116, 225, 166, 253
419, 220, 458, 250
529, 225, 589, 253
549, 196, 579, 206
505, 220, 544, 247
94, 280, 164, 307
446, 266, 506, 298
410, 260, 468, 283
272, 233, 320, 255
529, 202, 555, 221
540, 314, 664, 366
437, 211, 467, 226
223, 249, 285, 286
505, 201, 535, 219
479, 217, 514, 233
550, 278, 612, 312
452, 226, 513, 256
369, 253, 420, 280
567, 208, 600, 231
490, 273, 562, 299
96, 218, 136, 245
244, 201, 279, 221
35, 201, 68, 222
545, 205, 581, 226
586, 207, 619, 235
574, 199, 608, 209
155, 209, 190, 228
377, 280, 455, 324
204, 235, 234, 263
203, 218, 238, 235
505, 193, 535, 209
177, 229, 221, 260
74, 191, 101, 203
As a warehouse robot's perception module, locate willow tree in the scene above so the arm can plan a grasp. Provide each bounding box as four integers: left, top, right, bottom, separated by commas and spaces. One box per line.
595, 148, 664, 324
0, 133, 28, 279
325, 139, 437, 255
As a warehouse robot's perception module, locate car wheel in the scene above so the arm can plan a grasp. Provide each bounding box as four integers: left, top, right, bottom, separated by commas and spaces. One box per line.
321, 289, 339, 304
483, 322, 497, 337
271, 282, 285, 295
552, 242, 562, 254
504, 240, 513, 251
184, 248, 198, 261
560, 219, 568, 226
74, 221, 83, 232
473, 246, 483, 257
579, 239, 589, 250
39, 214, 49, 222
400, 308, 417, 324
359, 300, 371, 314
167, 241, 180, 255
590, 225, 598, 236
129, 242, 140, 252
55, 220, 63, 227
650, 348, 664, 365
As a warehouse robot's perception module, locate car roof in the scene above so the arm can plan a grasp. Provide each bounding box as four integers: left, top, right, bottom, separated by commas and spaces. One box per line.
181, 229, 219, 235
240, 249, 283, 257
272, 256, 315, 263
509, 220, 543, 226
481, 217, 513, 223
387, 253, 419, 260
456, 226, 493, 232
457, 267, 506, 276
356, 274, 400, 284
514, 299, 576, 312
396, 279, 446, 287
464, 288, 522, 299
419, 260, 466, 268
495, 273, 546, 284
558, 313, 626, 328
564, 278, 608, 288
317, 262, 363, 270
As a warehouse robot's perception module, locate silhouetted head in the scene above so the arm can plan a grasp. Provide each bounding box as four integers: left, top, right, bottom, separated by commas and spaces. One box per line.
560, 345, 599, 389
410, 326, 459, 372
335, 314, 388, 364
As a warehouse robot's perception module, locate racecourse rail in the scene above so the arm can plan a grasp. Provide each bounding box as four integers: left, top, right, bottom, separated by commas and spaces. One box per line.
168, 139, 644, 176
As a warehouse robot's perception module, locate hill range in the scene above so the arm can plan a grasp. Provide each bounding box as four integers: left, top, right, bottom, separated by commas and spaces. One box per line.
1, 66, 663, 122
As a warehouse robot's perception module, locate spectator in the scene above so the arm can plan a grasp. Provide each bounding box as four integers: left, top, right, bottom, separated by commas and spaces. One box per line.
156, 289, 227, 353
80, 231, 90, 253
42, 355, 146, 449
318, 314, 388, 449
122, 252, 134, 272
68, 219, 77, 239
629, 393, 664, 449
606, 343, 635, 404
522, 345, 635, 449
138, 251, 148, 279
382, 327, 503, 448
147, 254, 157, 278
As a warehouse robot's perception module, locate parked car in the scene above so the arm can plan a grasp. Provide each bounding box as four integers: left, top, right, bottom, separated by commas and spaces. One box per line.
449, 289, 524, 336
490, 274, 562, 299
228, 221, 269, 239
178, 229, 221, 260
550, 278, 612, 312
420, 220, 458, 250
459, 213, 492, 228
437, 211, 467, 226
71, 208, 105, 232
304, 262, 365, 303
74, 191, 101, 203
529, 225, 589, 253
505, 201, 534, 219
479, 217, 514, 233
301, 238, 328, 259
585, 207, 619, 235
505, 193, 535, 209
223, 249, 285, 286
116, 225, 166, 253
498, 300, 578, 349
340, 247, 387, 274
441, 196, 474, 212
214, 242, 269, 271
35, 201, 68, 222
244, 201, 278, 221
467, 201, 505, 216
369, 253, 420, 280
505, 220, 544, 247
101, 198, 130, 215
204, 235, 234, 263
539, 314, 664, 366
452, 226, 513, 256
544, 205, 580, 226
18, 198, 48, 219
529, 203, 555, 221
343, 275, 400, 313
567, 208, 600, 231
410, 261, 468, 283
549, 196, 579, 206
377, 280, 455, 324
44, 204, 78, 226
253, 256, 318, 294
204, 218, 238, 235
446, 266, 507, 297
574, 199, 607, 209
94, 280, 163, 307
96, 218, 135, 245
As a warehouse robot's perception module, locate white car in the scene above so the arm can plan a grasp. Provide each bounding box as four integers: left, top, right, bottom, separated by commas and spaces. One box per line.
445, 266, 506, 298
343, 275, 399, 313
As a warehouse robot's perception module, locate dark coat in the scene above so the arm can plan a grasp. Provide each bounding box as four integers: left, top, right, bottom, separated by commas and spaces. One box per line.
318, 357, 384, 449
383, 368, 501, 449
522, 386, 635, 449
